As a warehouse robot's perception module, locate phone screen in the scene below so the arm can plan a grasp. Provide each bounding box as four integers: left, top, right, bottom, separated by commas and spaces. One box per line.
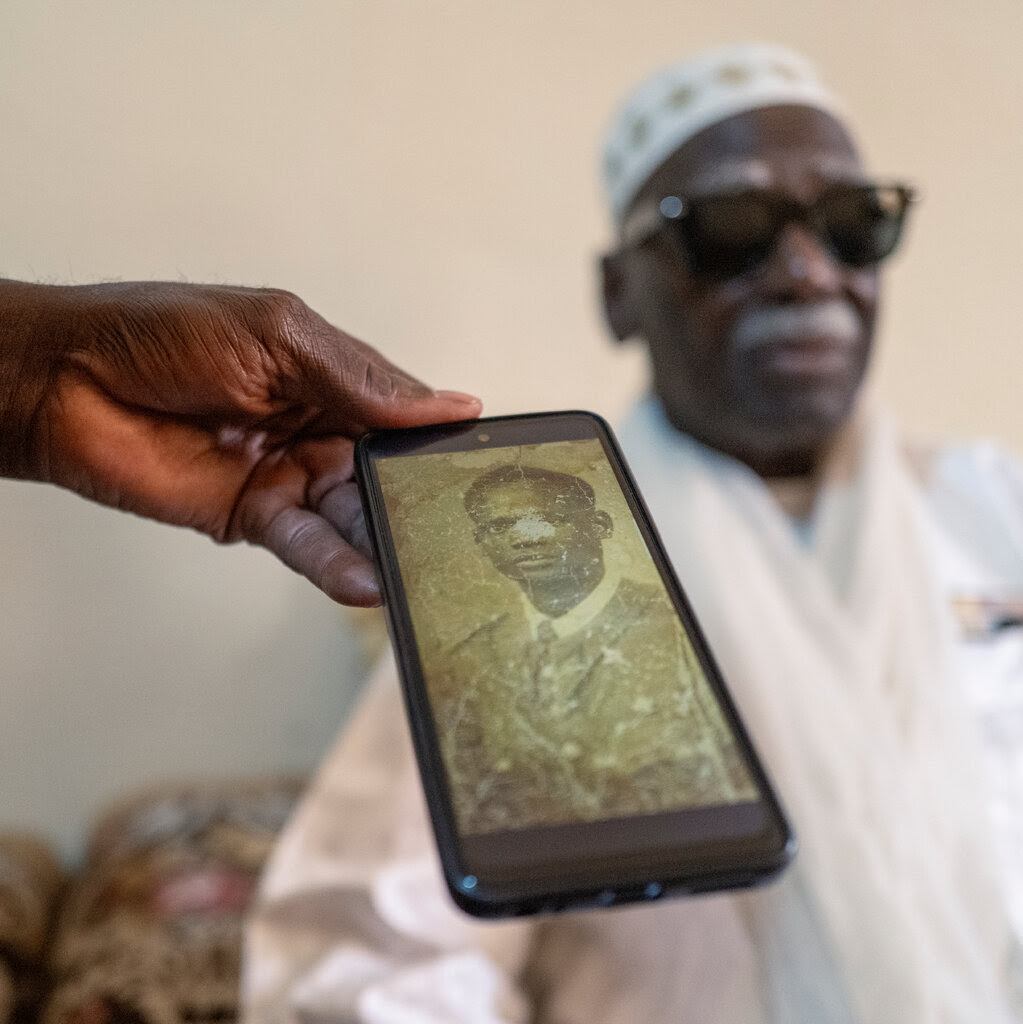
358, 412, 792, 915
376, 436, 760, 834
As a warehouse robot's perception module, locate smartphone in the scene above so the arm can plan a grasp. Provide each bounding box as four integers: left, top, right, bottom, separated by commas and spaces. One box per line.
356, 410, 794, 918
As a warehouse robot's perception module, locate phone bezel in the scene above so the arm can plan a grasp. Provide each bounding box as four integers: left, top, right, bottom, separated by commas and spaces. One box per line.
356, 410, 795, 917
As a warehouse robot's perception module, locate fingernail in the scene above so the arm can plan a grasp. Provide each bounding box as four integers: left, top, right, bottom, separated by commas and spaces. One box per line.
432, 389, 482, 405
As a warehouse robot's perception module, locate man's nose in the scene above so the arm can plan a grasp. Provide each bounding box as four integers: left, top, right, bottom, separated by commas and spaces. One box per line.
511, 530, 544, 546
510, 524, 554, 546
764, 221, 844, 298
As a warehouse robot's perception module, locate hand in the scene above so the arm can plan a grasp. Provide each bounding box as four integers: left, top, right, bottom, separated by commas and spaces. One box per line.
0, 279, 481, 605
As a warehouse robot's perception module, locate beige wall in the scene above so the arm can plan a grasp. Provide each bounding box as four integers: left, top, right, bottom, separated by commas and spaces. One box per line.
2, 1, 1020, 860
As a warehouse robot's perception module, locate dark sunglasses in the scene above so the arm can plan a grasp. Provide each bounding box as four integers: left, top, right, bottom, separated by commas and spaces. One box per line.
621, 182, 916, 280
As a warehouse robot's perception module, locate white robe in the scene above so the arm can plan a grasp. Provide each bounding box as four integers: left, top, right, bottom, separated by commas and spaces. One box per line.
241, 399, 1023, 1023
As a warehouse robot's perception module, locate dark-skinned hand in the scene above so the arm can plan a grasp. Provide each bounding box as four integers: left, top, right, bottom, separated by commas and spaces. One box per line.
0, 279, 481, 605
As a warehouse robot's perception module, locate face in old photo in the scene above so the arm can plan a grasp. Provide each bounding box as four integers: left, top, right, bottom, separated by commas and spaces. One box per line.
465, 468, 613, 617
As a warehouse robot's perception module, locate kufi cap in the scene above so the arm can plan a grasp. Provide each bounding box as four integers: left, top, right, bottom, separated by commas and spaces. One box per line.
602, 43, 843, 221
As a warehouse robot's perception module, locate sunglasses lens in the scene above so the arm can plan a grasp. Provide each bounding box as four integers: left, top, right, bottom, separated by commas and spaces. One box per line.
665, 185, 911, 279
819, 185, 909, 267
678, 193, 781, 278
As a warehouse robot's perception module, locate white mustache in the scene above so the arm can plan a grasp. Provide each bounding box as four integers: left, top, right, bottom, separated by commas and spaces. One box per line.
733, 300, 863, 352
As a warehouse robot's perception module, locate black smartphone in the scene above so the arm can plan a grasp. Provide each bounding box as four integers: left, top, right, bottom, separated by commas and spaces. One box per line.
355, 410, 794, 917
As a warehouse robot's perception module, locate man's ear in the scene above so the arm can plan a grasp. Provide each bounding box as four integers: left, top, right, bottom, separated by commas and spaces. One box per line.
599, 251, 640, 344
593, 509, 613, 539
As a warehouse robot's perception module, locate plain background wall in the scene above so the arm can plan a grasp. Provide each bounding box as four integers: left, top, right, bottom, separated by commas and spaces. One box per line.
2, 0, 1021, 862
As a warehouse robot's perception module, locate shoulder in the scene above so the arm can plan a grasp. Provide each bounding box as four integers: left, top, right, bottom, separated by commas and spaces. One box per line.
913, 437, 1023, 513
611, 578, 674, 617
903, 435, 1023, 493
908, 435, 1023, 580
446, 610, 522, 655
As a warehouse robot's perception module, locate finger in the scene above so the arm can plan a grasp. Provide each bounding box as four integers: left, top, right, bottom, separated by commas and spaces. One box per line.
258, 505, 381, 606
319, 348, 482, 433
317, 480, 373, 560
281, 310, 483, 433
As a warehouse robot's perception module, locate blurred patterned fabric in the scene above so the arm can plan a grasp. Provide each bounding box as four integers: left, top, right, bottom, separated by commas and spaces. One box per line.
0, 834, 65, 1024
0, 777, 304, 1024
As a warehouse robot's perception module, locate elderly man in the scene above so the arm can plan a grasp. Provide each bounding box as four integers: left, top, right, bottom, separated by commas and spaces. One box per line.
243, 43, 1023, 1023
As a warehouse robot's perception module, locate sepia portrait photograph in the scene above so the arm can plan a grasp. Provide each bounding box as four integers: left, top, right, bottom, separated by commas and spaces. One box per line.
378, 440, 758, 834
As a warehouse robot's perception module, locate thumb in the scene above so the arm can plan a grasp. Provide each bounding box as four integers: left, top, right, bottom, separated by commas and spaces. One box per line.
294, 326, 482, 432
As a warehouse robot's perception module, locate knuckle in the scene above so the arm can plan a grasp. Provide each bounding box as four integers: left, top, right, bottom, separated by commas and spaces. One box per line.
258, 288, 309, 344
275, 510, 340, 578
238, 288, 310, 345
261, 287, 307, 324
228, 288, 319, 382
275, 508, 319, 558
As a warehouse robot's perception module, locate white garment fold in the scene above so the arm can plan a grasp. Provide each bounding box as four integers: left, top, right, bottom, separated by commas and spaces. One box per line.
242, 657, 534, 1024
620, 398, 1014, 1022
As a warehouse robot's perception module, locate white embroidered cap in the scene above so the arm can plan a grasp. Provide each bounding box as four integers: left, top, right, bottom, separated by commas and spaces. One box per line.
601, 43, 844, 221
